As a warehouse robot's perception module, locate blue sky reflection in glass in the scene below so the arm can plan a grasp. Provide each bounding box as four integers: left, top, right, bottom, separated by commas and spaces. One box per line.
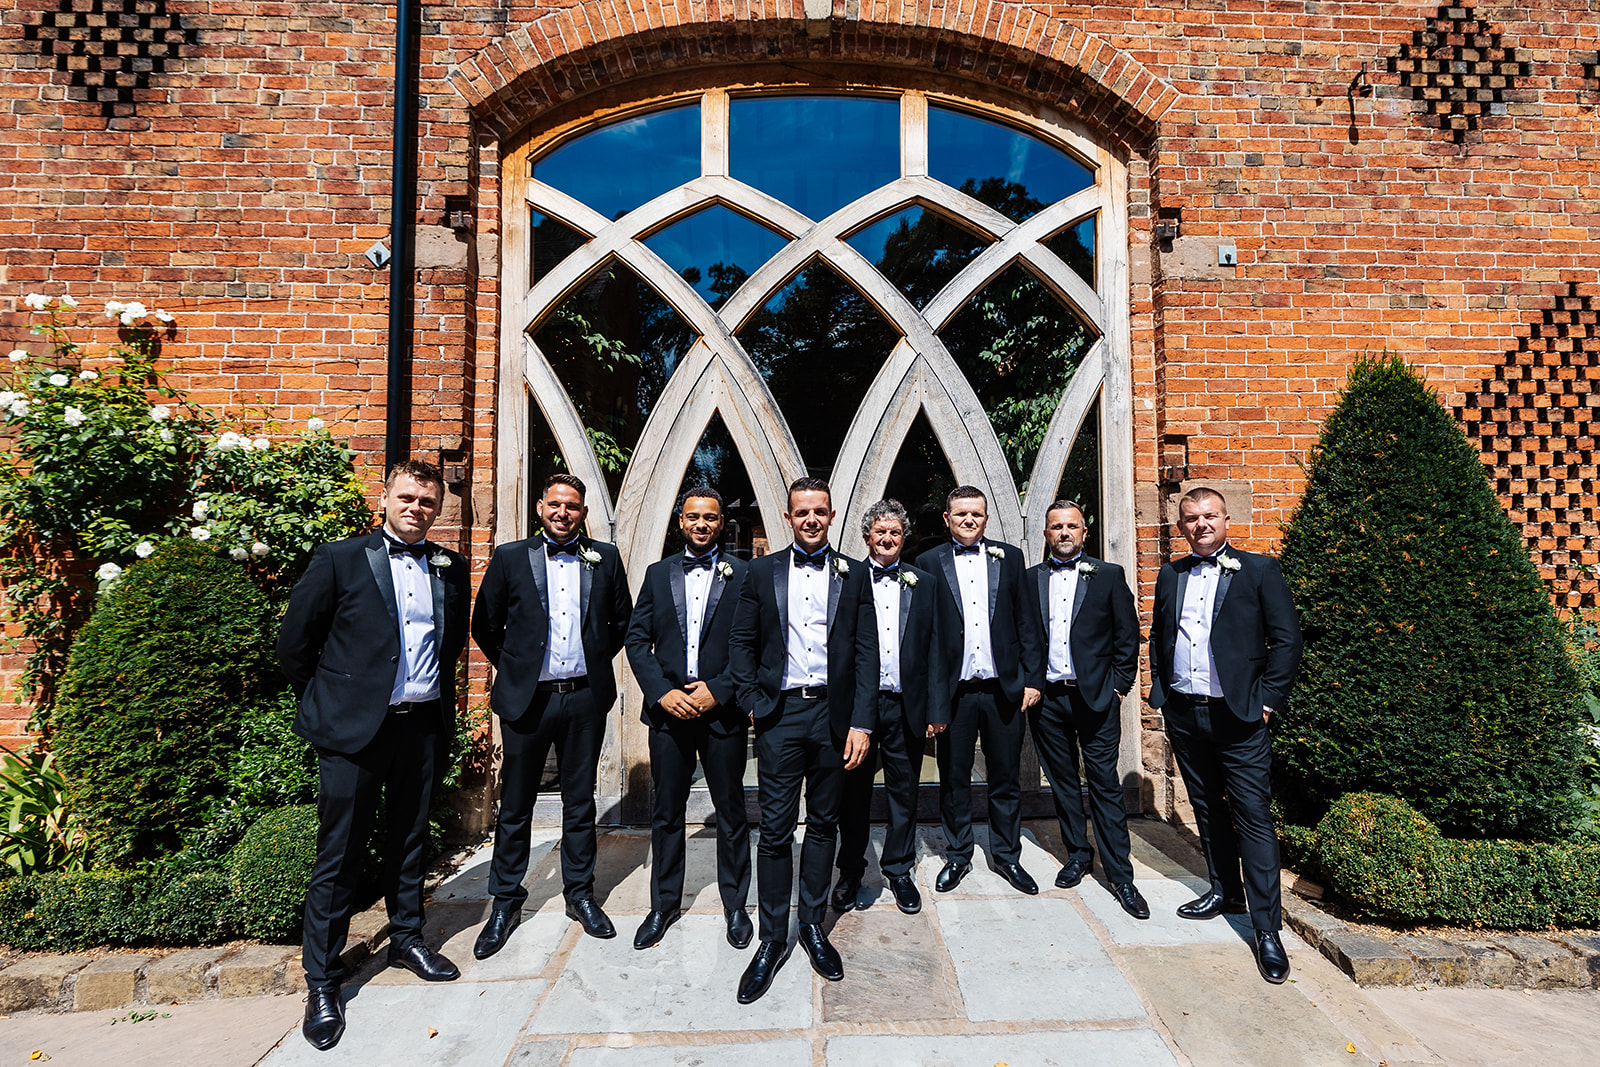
928, 106, 1092, 223
533, 104, 702, 223
644, 205, 788, 310
730, 95, 899, 221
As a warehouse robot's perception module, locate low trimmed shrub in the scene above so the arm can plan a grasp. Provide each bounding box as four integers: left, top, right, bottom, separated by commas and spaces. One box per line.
1311, 794, 1443, 923
0, 867, 235, 951
228, 805, 318, 942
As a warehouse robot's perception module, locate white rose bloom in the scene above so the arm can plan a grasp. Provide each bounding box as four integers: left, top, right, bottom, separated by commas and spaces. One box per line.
118, 301, 149, 326
154, 309, 174, 324
96, 562, 122, 582
251, 542, 270, 557
229, 546, 248, 561
159, 427, 173, 443
59, 294, 78, 309
252, 436, 270, 450
9, 398, 30, 417
23, 293, 50, 311
48, 373, 69, 387
7, 349, 26, 363
134, 541, 154, 558
192, 500, 209, 520
0, 392, 14, 408
104, 300, 126, 319
190, 526, 211, 542
63, 406, 86, 427
148, 404, 170, 421
78, 369, 98, 381
307, 417, 326, 431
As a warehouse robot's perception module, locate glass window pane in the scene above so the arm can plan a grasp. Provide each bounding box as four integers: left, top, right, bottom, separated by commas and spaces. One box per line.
938, 263, 1095, 494
533, 104, 701, 223
531, 258, 699, 499
1053, 396, 1103, 561
736, 259, 901, 482
729, 95, 900, 220
531, 210, 589, 286
1043, 215, 1096, 292
664, 412, 768, 561
928, 105, 1092, 222
643, 205, 788, 310
884, 410, 961, 563
846, 206, 989, 310
526, 393, 568, 538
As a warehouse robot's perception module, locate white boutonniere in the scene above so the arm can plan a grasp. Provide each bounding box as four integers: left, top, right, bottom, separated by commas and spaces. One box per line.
985, 544, 1005, 560
579, 546, 602, 568
429, 552, 451, 569
716, 560, 734, 579
1078, 561, 1098, 579
1217, 552, 1241, 573
832, 555, 849, 577
899, 570, 918, 587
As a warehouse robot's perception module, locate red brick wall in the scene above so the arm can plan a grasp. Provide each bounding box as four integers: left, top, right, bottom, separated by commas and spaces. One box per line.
0, 3, 1595, 801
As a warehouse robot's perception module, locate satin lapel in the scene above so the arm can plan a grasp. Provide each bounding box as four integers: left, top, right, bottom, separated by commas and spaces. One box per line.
578, 537, 594, 623
985, 543, 1000, 621
429, 550, 446, 650
939, 547, 961, 620
1212, 565, 1234, 626
527, 537, 550, 621
1070, 563, 1088, 625
1173, 560, 1190, 631
365, 536, 400, 635
827, 551, 841, 631
1035, 566, 1050, 630
669, 560, 689, 642
701, 565, 727, 640
773, 550, 790, 637
898, 577, 912, 638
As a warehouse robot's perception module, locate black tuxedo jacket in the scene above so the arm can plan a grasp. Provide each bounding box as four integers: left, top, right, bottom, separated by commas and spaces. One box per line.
728, 546, 878, 738
916, 538, 1039, 716
1148, 546, 1303, 723
472, 533, 632, 720
625, 552, 748, 737
278, 530, 470, 754
1023, 555, 1139, 715
872, 562, 938, 740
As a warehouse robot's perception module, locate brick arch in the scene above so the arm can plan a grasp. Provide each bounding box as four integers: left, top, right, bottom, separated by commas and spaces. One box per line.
448, 4, 1180, 148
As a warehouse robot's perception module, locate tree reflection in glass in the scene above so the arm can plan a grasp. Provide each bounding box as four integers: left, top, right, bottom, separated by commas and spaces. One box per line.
847, 206, 988, 309
531, 210, 589, 286
938, 263, 1094, 496
928, 105, 1092, 223
1054, 396, 1103, 561
664, 412, 765, 560
736, 260, 901, 481
531, 258, 698, 498
1043, 215, 1097, 291
883, 410, 960, 561
643, 205, 787, 311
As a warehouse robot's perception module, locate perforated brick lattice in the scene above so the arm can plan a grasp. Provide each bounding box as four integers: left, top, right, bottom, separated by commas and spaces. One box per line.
1585, 52, 1600, 93
1461, 283, 1600, 612
22, 0, 193, 118
1387, 4, 1525, 144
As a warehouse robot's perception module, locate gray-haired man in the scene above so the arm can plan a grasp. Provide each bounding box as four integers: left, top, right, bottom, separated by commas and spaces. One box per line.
832, 499, 940, 915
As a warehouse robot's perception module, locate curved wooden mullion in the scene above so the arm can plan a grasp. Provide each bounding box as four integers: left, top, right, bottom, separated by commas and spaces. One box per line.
1018, 341, 1106, 560
918, 360, 1026, 545
521, 333, 618, 536
834, 353, 929, 558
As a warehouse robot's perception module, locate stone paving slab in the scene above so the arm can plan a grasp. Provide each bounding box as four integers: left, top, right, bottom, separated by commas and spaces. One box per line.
912, 824, 1062, 898
567, 1039, 813, 1066
0, 991, 301, 1067
448, 910, 575, 984
935, 895, 1146, 1022
824, 1027, 1180, 1066
820, 906, 963, 1023
259, 981, 534, 1067
1368, 987, 1600, 1066
1075, 870, 1246, 947
524, 913, 811, 1035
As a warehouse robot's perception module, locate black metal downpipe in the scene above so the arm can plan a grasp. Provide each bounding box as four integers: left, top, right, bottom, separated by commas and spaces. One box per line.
384, 0, 420, 472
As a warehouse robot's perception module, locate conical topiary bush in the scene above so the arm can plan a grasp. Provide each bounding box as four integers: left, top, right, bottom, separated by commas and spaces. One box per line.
1275, 354, 1585, 840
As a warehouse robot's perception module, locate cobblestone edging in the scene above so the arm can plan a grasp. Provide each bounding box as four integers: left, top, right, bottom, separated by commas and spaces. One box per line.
1283, 891, 1600, 989
0, 906, 390, 1015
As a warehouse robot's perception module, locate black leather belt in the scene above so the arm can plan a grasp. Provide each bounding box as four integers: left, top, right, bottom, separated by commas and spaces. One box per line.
538, 677, 589, 693
389, 698, 438, 715
1044, 679, 1079, 696
1176, 692, 1216, 705
783, 685, 828, 700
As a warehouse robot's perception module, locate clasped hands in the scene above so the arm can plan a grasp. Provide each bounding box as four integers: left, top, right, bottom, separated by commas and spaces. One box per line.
659, 681, 717, 720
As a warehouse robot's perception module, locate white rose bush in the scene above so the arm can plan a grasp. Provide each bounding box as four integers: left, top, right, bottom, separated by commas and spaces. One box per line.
1, 292, 370, 725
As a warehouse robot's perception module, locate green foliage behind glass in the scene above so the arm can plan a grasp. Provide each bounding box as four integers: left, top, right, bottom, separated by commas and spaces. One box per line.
1275, 354, 1586, 840
53, 540, 280, 867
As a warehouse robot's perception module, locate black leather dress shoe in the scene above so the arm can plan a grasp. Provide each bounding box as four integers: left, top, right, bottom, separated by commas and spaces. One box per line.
935, 860, 972, 893
798, 923, 844, 981
737, 939, 791, 1003
566, 897, 617, 939
1254, 929, 1291, 983
387, 940, 460, 981
1055, 859, 1090, 889
830, 876, 861, 913
725, 907, 754, 949
633, 909, 680, 950
992, 861, 1039, 895
474, 904, 522, 959
888, 873, 922, 914
1176, 889, 1248, 920
1111, 882, 1151, 920
302, 985, 345, 1051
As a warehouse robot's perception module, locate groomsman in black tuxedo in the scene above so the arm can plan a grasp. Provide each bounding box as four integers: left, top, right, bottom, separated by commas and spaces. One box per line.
1023, 501, 1148, 919
625, 486, 754, 951
917, 486, 1042, 896
728, 477, 877, 1004
1149, 486, 1302, 983
278, 460, 468, 1051
471, 473, 632, 956
832, 499, 939, 916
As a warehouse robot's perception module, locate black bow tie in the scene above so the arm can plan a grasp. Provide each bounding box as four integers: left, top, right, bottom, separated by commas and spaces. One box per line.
387, 539, 429, 560
952, 541, 982, 556
1049, 556, 1081, 571
1193, 555, 1219, 568
547, 539, 580, 558
793, 550, 828, 571
683, 553, 716, 572
871, 564, 899, 582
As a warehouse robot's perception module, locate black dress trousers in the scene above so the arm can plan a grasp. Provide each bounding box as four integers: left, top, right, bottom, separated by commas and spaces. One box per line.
837, 690, 924, 881
753, 692, 844, 943
935, 680, 1025, 866
1030, 683, 1134, 884
646, 716, 751, 914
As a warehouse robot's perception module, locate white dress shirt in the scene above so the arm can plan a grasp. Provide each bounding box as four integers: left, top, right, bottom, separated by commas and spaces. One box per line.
782, 550, 830, 690
683, 549, 716, 681
1172, 556, 1224, 697
871, 564, 902, 693
384, 535, 440, 705
1046, 557, 1079, 683
540, 540, 587, 680
952, 544, 996, 681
